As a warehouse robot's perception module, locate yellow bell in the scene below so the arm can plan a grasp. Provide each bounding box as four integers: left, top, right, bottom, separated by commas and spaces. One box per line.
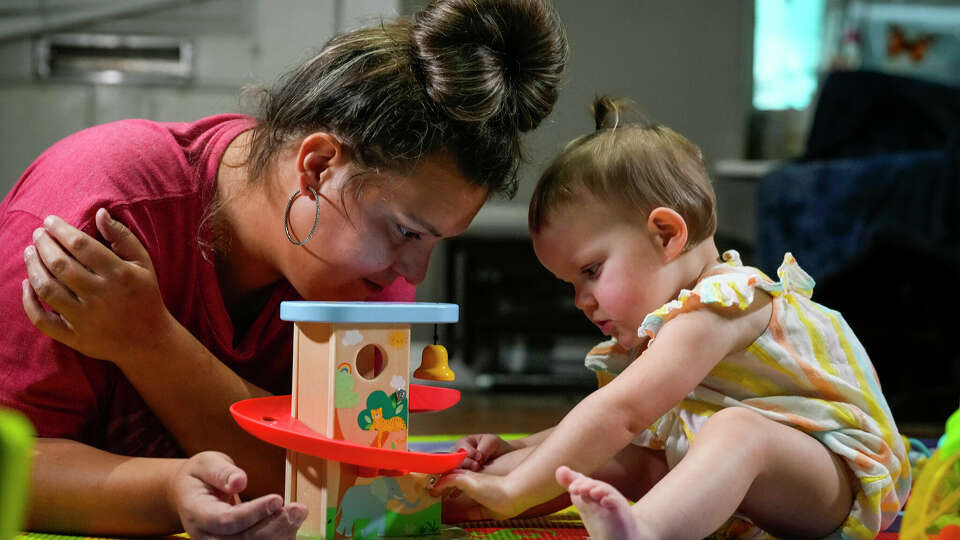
414, 344, 455, 381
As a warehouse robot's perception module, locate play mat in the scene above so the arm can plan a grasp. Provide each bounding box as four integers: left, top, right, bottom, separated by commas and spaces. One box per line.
14, 435, 922, 539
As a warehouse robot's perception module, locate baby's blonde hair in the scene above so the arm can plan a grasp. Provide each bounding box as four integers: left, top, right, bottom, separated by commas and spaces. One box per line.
529, 96, 717, 245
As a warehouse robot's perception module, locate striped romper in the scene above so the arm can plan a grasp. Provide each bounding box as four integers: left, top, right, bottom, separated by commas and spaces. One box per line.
585, 250, 910, 539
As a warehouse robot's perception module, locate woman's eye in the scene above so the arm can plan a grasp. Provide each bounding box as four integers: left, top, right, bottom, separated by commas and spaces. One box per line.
396, 223, 422, 241
582, 264, 600, 278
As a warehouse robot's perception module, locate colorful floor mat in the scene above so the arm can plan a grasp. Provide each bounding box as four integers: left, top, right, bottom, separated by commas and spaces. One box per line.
13, 512, 904, 539
17, 435, 910, 539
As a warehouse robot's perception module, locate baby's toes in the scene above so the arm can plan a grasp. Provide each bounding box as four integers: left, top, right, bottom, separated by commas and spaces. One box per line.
555, 465, 584, 488
587, 482, 614, 502
567, 475, 596, 496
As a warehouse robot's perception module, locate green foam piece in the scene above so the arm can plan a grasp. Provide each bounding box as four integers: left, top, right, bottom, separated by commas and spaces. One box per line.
0, 409, 34, 540
940, 405, 960, 457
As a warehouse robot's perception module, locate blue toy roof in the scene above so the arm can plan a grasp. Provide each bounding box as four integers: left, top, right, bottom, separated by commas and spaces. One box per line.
280, 301, 459, 324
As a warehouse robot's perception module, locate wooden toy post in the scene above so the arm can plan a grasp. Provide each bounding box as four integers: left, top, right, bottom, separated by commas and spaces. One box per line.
279, 302, 458, 539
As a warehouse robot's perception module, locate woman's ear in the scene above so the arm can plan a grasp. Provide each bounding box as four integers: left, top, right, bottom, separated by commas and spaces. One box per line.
296, 132, 345, 198
647, 207, 688, 261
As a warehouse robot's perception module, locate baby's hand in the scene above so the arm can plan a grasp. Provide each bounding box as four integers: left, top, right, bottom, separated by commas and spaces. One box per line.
432, 470, 520, 520
454, 434, 516, 471
168, 451, 307, 540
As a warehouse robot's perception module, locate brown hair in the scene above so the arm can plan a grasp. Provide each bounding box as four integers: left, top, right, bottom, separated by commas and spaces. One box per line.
529, 96, 717, 245
245, 0, 568, 199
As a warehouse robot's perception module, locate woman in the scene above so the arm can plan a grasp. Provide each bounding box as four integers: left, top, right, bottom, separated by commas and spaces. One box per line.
0, 0, 567, 537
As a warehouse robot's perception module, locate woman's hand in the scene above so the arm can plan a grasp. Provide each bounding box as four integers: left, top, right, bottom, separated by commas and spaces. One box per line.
454, 434, 517, 471
22, 209, 178, 366
169, 451, 307, 540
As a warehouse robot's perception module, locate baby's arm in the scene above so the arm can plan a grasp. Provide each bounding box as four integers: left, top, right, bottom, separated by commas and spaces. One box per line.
456, 427, 555, 471
438, 307, 756, 518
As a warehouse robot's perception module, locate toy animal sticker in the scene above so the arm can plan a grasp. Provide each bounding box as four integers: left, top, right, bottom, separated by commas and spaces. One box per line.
333, 475, 441, 537
357, 390, 408, 449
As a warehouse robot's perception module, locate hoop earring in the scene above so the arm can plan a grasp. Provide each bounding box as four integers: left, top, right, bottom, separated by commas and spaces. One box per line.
283, 186, 320, 246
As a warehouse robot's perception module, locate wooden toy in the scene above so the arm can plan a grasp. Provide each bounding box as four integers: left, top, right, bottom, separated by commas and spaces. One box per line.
231, 301, 466, 538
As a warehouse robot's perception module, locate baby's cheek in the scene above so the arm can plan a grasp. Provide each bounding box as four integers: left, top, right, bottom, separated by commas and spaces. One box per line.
599, 282, 638, 318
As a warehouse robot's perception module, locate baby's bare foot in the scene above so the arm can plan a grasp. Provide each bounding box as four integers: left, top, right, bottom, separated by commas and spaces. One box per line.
556, 466, 643, 540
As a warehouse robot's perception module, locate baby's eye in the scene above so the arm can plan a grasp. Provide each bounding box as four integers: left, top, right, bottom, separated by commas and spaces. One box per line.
396, 223, 422, 241
582, 264, 600, 278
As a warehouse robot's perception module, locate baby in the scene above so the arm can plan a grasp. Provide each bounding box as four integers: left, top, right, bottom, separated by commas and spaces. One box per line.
437, 97, 910, 539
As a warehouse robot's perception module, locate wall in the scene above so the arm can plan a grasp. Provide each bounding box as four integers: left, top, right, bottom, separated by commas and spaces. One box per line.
519, 0, 753, 204
414, 0, 755, 302
0, 0, 401, 196
402, 0, 754, 204
0, 0, 753, 306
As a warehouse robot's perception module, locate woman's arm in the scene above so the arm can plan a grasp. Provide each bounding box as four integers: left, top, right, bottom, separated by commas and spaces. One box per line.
23, 212, 284, 497
29, 439, 305, 538
29, 438, 182, 535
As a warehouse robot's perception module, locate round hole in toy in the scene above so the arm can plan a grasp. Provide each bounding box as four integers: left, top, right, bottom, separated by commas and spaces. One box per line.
356, 344, 387, 380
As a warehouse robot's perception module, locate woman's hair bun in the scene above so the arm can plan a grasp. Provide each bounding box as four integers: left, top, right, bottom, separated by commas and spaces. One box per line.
411, 0, 568, 132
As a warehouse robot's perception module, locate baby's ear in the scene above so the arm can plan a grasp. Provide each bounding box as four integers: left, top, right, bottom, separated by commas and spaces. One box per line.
647, 207, 688, 261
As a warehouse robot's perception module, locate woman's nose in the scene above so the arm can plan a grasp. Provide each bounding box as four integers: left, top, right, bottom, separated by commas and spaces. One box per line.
393, 244, 431, 285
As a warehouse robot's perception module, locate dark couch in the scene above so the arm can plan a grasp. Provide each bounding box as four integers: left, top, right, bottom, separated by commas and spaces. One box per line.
757, 71, 960, 427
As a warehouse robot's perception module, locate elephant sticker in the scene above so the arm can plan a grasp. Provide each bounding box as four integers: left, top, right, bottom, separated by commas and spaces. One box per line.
335, 477, 420, 538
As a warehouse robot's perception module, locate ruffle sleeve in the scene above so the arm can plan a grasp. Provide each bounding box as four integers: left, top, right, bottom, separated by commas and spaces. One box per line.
764, 253, 815, 299
637, 250, 817, 342
584, 338, 636, 375
638, 272, 760, 341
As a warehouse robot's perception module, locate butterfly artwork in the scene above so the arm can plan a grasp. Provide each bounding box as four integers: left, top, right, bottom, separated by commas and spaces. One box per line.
887, 24, 936, 63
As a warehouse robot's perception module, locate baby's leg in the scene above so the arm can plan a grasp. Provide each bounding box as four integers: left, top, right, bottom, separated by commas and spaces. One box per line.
590, 443, 670, 502
556, 444, 669, 540
630, 407, 854, 539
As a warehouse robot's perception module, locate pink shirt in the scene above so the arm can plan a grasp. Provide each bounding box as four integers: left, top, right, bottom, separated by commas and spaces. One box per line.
0, 115, 414, 457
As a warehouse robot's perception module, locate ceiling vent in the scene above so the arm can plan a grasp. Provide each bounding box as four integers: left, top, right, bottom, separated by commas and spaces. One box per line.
35, 33, 192, 85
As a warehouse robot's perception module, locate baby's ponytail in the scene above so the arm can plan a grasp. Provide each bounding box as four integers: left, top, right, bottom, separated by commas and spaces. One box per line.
591, 96, 650, 131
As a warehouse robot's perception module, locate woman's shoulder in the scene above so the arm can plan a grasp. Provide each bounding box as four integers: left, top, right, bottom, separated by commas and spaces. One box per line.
60, 114, 252, 175
32, 113, 250, 156
6, 114, 253, 224
27, 113, 251, 174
